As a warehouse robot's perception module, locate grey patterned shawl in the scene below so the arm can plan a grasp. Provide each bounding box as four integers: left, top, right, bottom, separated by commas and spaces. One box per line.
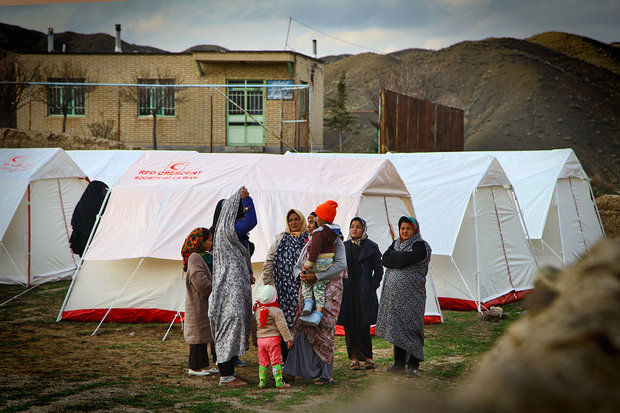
209, 189, 253, 364
375, 232, 431, 361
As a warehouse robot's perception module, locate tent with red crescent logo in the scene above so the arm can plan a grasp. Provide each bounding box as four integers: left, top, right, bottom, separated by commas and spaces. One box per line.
0, 148, 88, 286
58, 152, 443, 328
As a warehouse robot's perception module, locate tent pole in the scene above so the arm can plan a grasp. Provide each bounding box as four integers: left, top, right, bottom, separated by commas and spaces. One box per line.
511, 186, 539, 270
491, 187, 516, 293
426, 266, 444, 322
472, 189, 482, 312
554, 182, 566, 264
588, 181, 606, 237
91, 257, 144, 336
163, 296, 185, 341
568, 178, 587, 251
57, 189, 112, 322
449, 256, 478, 306
56, 178, 78, 268
0, 241, 23, 283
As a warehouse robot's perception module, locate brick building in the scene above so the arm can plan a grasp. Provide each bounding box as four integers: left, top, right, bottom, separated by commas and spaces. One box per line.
16, 51, 324, 152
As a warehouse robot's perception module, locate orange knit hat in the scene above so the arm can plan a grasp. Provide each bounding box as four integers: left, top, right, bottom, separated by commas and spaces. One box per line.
315, 200, 338, 223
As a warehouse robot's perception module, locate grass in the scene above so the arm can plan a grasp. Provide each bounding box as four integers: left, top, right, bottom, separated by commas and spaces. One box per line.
0, 280, 528, 412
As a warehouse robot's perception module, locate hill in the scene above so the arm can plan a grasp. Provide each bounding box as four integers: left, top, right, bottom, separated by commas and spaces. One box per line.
323, 34, 620, 190
0, 22, 166, 53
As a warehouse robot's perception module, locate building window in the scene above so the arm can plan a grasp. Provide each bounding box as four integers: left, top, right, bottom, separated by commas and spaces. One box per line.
47, 78, 86, 116
138, 79, 175, 117
227, 80, 264, 116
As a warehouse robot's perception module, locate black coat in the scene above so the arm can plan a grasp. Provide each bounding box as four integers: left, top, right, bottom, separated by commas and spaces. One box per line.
337, 238, 383, 326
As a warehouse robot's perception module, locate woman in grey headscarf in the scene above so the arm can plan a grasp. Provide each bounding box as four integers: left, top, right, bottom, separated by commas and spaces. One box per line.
209, 187, 254, 387
375, 216, 431, 377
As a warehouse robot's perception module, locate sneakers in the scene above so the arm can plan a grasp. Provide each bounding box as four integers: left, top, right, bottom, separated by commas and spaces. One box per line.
188, 369, 212, 377
386, 364, 405, 374
234, 358, 246, 367
206, 367, 219, 375
219, 377, 247, 387
299, 310, 323, 327
406, 366, 419, 377
302, 299, 314, 316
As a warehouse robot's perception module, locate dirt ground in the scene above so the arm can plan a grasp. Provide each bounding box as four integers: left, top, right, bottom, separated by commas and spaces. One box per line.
1, 279, 508, 412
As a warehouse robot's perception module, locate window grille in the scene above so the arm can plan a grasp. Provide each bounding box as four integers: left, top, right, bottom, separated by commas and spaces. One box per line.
47, 78, 86, 116
138, 79, 175, 116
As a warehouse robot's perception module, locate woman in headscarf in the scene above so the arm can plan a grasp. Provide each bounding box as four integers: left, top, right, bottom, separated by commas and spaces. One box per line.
338, 217, 383, 370
262, 209, 309, 363
209, 187, 255, 387
375, 216, 431, 377
283, 209, 347, 386
181, 227, 217, 377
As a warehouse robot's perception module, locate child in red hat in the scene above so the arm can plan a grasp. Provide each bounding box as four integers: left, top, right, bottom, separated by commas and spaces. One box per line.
299, 200, 341, 327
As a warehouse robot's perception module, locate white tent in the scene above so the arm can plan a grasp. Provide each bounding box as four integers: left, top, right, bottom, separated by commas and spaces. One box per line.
59, 152, 443, 324
0, 148, 88, 286
67, 150, 197, 188
479, 149, 605, 268
286, 151, 539, 311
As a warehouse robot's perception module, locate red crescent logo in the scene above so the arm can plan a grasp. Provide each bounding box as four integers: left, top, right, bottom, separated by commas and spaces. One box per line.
11, 156, 24, 163
168, 162, 188, 171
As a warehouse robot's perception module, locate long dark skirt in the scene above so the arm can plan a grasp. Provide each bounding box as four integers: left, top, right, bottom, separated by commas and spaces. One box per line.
283, 330, 332, 381
345, 324, 373, 361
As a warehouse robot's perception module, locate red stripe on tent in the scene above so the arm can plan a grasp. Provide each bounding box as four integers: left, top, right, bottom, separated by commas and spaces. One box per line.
335, 316, 442, 336
27, 184, 31, 287
61, 308, 182, 323
438, 289, 533, 311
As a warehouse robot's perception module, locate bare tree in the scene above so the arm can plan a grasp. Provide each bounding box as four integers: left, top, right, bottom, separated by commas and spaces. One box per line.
121, 69, 186, 150
36, 61, 96, 133
363, 62, 458, 111
0, 53, 44, 128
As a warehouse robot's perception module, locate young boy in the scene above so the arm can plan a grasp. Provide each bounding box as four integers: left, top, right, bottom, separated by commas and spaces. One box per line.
299, 200, 341, 327
253, 285, 293, 389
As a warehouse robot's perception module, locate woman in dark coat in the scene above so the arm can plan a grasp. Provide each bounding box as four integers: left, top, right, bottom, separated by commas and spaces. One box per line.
337, 217, 383, 370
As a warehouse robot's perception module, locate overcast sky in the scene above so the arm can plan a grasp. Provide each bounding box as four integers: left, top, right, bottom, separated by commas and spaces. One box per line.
1, 0, 619, 57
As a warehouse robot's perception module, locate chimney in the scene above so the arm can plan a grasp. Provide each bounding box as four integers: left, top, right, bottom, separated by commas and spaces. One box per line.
47, 28, 54, 53
312, 39, 317, 58
115, 24, 122, 53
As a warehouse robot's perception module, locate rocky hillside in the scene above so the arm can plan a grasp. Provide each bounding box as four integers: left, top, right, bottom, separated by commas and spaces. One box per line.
323, 32, 620, 191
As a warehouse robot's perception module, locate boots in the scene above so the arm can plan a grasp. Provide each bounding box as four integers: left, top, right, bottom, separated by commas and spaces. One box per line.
257, 365, 269, 388
272, 364, 290, 389
300, 310, 323, 327
302, 299, 314, 316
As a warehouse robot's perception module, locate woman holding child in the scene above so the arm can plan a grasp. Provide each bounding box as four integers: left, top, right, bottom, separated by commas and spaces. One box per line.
283, 201, 346, 386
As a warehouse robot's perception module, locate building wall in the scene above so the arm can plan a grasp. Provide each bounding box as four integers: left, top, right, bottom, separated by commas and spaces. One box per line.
15, 52, 324, 152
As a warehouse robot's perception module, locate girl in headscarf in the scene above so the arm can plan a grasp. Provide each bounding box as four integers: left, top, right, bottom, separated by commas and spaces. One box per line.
262, 209, 309, 362
337, 217, 383, 370
181, 227, 216, 377
209, 188, 254, 387
375, 216, 432, 377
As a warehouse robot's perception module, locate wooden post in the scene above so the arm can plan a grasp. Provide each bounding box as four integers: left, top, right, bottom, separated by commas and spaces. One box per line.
305, 87, 310, 152
379, 90, 386, 153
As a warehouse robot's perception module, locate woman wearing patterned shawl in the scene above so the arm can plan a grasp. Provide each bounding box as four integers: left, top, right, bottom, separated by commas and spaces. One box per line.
283, 213, 347, 386
337, 217, 383, 370
209, 188, 254, 387
262, 209, 309, 363
181, 227, 216, 377
375, 216, 431, 377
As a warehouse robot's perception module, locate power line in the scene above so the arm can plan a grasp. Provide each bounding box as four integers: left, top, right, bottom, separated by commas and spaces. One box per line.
287, 17, 383, 54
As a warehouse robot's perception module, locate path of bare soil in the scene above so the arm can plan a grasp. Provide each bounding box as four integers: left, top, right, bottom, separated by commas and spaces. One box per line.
0, 280, 515, 412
